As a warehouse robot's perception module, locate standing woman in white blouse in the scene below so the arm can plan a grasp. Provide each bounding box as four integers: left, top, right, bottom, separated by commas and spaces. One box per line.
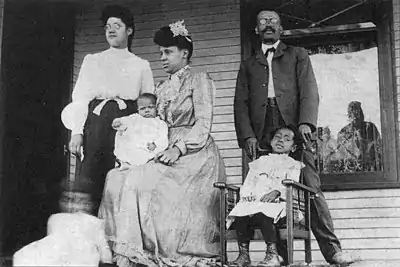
61, 5, 154, 215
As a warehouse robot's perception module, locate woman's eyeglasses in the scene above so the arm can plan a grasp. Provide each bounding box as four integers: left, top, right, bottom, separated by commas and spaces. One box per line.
104, 23, 123, 31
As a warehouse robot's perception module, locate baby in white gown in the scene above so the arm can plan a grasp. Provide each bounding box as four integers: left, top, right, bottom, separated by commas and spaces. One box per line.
13, 179, 112, 267
113, 93, 168, 169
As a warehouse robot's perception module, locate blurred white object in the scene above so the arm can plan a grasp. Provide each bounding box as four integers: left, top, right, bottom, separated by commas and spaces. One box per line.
13, 213, 112, 267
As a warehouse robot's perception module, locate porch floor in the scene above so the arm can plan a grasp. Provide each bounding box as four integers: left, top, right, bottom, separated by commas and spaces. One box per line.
243, 260, 400, 267
275, 260, 400, 267
3, 258, 400, 267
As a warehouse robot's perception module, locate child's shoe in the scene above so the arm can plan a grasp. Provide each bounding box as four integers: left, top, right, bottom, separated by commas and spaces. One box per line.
257, 243, 280, 267
230, 242, 251, 267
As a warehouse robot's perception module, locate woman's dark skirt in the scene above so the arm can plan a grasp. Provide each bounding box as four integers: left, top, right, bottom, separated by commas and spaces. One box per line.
80, 99, 137, 214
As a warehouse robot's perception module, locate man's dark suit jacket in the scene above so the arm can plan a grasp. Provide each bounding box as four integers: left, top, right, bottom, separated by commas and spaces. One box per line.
234, 41, 320, 149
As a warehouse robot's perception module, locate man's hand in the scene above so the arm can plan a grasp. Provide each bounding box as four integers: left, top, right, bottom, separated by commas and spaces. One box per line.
69, 134, 83, 158
245, 137, 258, 161
156, 147, 181, 166
299, 124, 312, 142
147, 142, 157, 151
260, 190, 281, 203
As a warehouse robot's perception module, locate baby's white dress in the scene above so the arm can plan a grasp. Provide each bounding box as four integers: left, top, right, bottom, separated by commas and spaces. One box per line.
114, 114, 169, 166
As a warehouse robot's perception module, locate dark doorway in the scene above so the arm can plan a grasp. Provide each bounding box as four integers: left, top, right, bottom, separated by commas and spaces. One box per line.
0, 1, 75, 255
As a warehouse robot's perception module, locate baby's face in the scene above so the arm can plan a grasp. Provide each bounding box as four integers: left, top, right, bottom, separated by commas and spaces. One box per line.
59, 191, 94, 214
138, 98, 157, 118
270, 128, 296, 154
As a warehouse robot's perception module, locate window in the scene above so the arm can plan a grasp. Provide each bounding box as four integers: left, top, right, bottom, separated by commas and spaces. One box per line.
310, 44, 382, 175
241, 0, 399, 190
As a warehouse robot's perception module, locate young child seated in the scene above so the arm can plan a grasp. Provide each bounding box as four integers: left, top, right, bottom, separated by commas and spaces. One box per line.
227, 125, 304, 267
112, 93, 168, 170
13, 178, 113, 267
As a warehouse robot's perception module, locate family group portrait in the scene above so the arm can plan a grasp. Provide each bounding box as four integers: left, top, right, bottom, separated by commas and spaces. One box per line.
0, 0, 399, 266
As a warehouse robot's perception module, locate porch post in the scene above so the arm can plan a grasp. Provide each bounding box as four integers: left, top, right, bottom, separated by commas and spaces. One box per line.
0, 0, 5, 257
393, 0, 400, 177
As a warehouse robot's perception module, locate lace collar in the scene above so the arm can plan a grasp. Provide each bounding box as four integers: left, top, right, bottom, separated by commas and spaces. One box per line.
169, 64, 191, 83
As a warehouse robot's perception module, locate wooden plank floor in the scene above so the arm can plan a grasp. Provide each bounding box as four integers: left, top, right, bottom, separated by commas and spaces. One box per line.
243, 261, 400, 267
236, 261, 400, 267
3, 257, 400, 267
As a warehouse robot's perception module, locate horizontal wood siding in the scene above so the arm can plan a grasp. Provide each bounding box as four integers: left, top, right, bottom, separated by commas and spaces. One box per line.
72, 0, 241, 182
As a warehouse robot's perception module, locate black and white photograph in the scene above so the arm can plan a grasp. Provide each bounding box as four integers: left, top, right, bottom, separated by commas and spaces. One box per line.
0, 0, 399, 266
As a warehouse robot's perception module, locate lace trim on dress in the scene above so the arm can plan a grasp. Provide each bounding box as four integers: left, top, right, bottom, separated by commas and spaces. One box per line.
111, 239, 218, 267
156, 65, 192, 123
111, 240, 159, 267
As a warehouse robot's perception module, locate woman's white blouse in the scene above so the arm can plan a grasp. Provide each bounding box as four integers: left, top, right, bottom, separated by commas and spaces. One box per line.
62, 47, 154, 135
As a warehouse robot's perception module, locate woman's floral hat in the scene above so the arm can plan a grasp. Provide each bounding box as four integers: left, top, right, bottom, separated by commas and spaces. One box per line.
169, 20, 192, 42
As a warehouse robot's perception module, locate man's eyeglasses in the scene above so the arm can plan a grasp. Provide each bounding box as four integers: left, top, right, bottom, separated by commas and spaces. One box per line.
258, 18, 279, 25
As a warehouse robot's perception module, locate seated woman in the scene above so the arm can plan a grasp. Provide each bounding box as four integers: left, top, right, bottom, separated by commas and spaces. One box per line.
227, 125, 304, 267
99, 20, 226, 267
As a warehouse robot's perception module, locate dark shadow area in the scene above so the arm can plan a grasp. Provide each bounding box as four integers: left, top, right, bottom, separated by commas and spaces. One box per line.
0, 1, 76, 255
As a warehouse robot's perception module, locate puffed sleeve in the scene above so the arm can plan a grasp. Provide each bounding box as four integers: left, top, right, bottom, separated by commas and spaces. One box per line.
62, 54, 96, 135
140, 60, 155, 94
46, 214, 58, 235
174, 72, 214, 155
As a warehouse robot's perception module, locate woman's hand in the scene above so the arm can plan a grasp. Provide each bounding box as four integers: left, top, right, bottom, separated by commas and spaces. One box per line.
260, 190, 281, 203
69, 134, 83, 158
156, 147, 181, 166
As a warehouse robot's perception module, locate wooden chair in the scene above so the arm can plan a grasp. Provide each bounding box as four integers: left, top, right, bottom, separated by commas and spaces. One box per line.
213, 152, 318, 266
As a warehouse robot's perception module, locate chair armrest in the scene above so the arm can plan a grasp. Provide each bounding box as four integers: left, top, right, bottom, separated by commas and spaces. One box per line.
282, 179, 318, 195
213, 182, 240, 192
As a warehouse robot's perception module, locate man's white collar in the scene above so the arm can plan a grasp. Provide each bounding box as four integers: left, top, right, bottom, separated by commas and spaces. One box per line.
262, 40, 280, 54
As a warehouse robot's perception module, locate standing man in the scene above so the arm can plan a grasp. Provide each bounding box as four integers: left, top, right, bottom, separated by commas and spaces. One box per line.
233, 10, 358, 266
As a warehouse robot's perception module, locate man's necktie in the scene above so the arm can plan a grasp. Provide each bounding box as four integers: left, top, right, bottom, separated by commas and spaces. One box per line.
265, 47, 276, 57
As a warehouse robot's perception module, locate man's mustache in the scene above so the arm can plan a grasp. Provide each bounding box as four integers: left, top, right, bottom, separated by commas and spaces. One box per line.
262, 27, 276, 33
